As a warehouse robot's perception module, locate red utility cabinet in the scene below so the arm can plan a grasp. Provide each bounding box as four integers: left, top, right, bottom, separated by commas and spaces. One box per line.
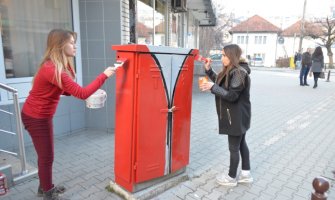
112, 44, 198, 192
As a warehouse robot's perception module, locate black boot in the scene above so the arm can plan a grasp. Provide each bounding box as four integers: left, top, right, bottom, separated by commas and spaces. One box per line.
43, 187, 69, 200
38, 185, 66, 197
313, 80, 318, 88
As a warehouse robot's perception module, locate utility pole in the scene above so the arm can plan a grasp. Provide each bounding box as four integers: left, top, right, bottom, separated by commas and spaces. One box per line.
298, 0, 307, 54
246, 22, 249, 57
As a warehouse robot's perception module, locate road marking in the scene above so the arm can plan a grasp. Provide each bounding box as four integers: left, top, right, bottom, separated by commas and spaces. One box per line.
263, 93, 335, 146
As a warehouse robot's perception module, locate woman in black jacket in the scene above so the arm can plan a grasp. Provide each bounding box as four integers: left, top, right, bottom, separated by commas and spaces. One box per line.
200, 44, 252, 187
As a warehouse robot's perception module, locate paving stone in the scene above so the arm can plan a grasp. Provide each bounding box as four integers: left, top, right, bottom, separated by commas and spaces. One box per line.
273, 194, 292, 200
220, 191, 242, 200
204, 189, 225, 200
239, 192, 259, 200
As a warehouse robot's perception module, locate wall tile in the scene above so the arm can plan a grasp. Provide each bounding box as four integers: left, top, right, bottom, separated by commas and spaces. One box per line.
88, 59, 106, 78
86, 1, 103, 21
53, 114, 71, 135
79, 0, 86, 21
79, 36, 88, 59
104, 21, 121, 42
87, 41, 105, 59
86, 106, 108, 130
86, 21, 104, 40
103, 1, 121, 21
70, 112, 85, 131
70, 98, 86, 113
55, 97, 71, 116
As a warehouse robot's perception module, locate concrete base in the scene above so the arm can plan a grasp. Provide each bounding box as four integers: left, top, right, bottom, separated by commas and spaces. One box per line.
0, 152, 38, 187
0, 165, 13, 187
108, 171, 189, 200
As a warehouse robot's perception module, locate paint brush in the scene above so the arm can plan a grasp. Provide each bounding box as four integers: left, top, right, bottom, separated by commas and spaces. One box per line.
195, 54, 208, 63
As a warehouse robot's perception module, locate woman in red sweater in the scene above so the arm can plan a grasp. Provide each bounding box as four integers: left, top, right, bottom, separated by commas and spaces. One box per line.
21, 29, 115, 200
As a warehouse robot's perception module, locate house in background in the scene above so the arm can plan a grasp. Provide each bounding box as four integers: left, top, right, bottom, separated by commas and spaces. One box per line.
229, 15, 281, 67
280, 20, 331, 63
230, 14, 333, 67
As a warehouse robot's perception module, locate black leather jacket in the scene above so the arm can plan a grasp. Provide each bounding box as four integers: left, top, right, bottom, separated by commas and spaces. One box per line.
205, 64, 251, 136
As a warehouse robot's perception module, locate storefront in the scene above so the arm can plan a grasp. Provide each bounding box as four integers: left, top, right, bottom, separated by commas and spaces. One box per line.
0, 0, 216, 149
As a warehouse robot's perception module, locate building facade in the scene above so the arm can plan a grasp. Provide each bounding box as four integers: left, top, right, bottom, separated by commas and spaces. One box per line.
230, 15, 281, 67
230, 15, 334, 67
0, 0, 216, 150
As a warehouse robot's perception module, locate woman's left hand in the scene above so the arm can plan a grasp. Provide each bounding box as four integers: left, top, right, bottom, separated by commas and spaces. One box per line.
200, 82, 214, 92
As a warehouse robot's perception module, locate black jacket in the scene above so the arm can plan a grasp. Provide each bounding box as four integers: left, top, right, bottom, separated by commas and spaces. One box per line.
301, 52, 312, 67
205, 64, 251, 136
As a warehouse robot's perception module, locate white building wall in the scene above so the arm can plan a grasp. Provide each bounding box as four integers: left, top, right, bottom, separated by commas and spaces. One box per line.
233, 32, 279, 67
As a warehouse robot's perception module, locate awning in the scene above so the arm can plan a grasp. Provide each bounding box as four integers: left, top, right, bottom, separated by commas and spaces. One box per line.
187, 0, 216, 26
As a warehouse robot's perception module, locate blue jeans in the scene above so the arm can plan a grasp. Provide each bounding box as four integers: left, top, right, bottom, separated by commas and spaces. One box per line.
300, 65, 310, 85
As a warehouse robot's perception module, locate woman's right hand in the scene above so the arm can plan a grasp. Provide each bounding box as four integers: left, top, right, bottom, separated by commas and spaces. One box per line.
204, 58, 212, 71
103, 66, 116, 77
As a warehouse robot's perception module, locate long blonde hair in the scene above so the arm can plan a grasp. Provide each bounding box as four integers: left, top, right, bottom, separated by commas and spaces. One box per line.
217, 44, 243, 88
34, 29, 77, 88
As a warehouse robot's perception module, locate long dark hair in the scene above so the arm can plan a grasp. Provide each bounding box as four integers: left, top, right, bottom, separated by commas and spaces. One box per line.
217, 44, 243, 88
312, 46, 323, 58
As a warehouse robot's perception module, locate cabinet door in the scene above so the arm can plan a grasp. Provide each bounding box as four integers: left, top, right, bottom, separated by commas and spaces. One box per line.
171, 54, 194, 172
135, 53, 168, 183
114, 52, 137, 190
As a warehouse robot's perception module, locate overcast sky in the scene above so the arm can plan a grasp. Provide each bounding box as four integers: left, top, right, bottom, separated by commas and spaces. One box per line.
214, 0, 334, 19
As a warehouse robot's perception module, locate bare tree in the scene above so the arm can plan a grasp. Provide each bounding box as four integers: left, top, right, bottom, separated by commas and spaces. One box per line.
305, 17, 335, 67
199, 11, 234, 57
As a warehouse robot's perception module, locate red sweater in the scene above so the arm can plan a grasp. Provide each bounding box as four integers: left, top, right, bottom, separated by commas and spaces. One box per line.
22, 61, 108, 118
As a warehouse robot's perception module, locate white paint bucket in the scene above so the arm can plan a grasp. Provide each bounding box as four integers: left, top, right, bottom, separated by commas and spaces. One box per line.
85, 89, 107, 109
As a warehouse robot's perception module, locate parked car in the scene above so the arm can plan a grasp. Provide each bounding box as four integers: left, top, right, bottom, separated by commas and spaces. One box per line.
209, 54, 222, 61
209, 54, 223, 71
250, 57, 264, 67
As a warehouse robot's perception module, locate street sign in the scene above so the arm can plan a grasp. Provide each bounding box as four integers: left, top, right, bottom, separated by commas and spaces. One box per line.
278, 36, 284, 44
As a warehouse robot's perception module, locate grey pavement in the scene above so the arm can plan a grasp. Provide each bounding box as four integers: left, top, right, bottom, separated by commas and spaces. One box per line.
1, 67, 335, 200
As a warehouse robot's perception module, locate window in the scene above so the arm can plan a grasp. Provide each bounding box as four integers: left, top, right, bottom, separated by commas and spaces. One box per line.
154, 0, 166, 46
241, 36, 244, 44
137, 0, 167, 46
171, 14, 179, 47
263, 36, 267, 44
0, 0, 73, 78
137, 1, 154, 45
258, 36, 262, 44
254, 36, 258, 44
246, 36, 249, 44
237, 36, 241, 44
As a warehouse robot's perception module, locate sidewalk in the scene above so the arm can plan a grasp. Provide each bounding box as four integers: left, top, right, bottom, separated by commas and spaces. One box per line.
1, 68, 335, 200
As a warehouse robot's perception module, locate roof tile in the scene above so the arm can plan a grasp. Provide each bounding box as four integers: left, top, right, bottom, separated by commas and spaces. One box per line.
230, 15, 281, 33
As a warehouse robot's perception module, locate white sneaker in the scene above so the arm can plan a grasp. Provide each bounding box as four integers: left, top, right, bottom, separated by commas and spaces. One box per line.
237, 173, 253, 183
216, 173, 237, 187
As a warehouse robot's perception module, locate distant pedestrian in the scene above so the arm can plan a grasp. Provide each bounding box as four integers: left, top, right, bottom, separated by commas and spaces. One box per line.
300, 48, 312, 86
294, 52, 302, 69
310, 46, 324, 88
21, 29, 116, 200
199, 44, 253, 187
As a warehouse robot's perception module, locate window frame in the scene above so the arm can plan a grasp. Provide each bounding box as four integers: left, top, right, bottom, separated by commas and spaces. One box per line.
0, 0, 82, 105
